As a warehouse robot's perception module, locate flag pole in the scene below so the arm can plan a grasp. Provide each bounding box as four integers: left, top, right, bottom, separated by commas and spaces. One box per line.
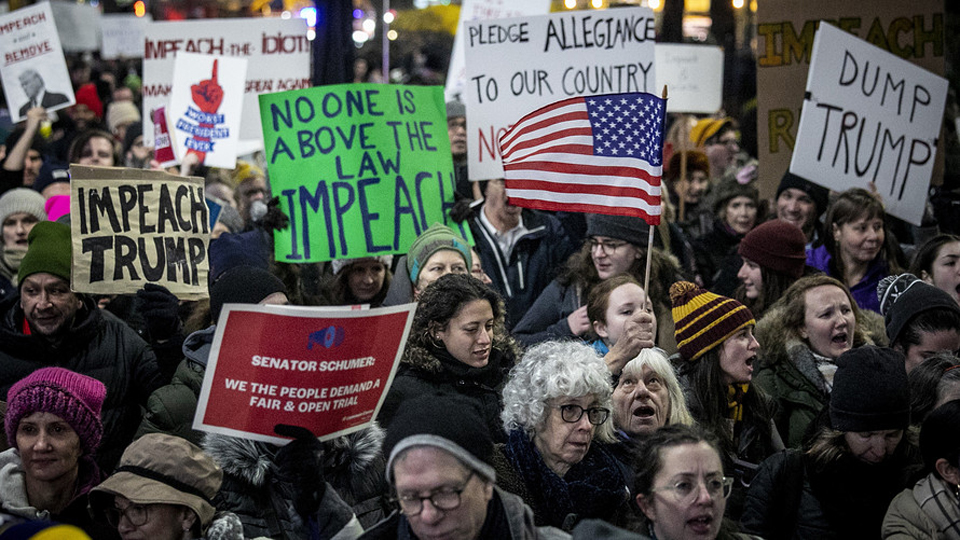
644, 85, 668, 297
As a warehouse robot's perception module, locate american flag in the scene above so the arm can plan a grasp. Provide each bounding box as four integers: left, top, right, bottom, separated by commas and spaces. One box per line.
498, 92, 665, 225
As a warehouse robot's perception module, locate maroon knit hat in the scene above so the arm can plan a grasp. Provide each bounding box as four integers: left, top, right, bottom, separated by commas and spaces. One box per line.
738, 220, 807, 279
5, 368, 106, 455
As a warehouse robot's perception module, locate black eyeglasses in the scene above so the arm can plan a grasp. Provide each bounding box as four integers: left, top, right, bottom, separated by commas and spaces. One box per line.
105, 503, 150, 527
394, 472, 475, 516
557, 404, 610, 425
588, 238, 627, 255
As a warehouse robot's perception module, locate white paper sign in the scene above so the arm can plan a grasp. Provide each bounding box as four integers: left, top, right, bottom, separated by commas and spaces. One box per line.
0, 3, 75, 123
49, 1, 100, 52
790, 23, 948, 226
444, 0, 550, 102
655, 44, 723, 114
168, 53, 247, 169
463, 7, 657, 180
101, 14, 153, 59
142, 17, 310, 149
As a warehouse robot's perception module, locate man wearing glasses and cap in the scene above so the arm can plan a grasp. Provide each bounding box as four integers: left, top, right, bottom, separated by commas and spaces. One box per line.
362, 394, 569, 540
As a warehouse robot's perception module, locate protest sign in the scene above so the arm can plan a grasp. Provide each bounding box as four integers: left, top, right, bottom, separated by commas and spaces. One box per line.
444, 0, 550, 102
790, 23, 947, 226
0, 3, 75, 123
169, 53, 247, 169
194, 303, 415, 444
152, 107, 178, 168
142, 17, 310, 148
655, 44, 723, 114
259, 83, 471, 263
101, 14, 153, 59
463, 7, 657, 180
756, 0, 944, 200
69, 166, 210, 300
49, 2, 100, 53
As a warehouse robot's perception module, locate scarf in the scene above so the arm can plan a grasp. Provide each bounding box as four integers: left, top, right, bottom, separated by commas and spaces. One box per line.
503, 428, 627, 530
727, 384, 749, 422
0, 248, 25, 283
811, 351, 837, 392
913, 473, 960, 540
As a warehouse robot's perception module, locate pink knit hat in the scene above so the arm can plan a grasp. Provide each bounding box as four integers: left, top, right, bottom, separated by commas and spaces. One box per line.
5, 368, 106, 455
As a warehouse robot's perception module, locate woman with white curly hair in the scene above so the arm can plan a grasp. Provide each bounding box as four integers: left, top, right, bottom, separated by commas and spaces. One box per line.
493, 340, 630, 531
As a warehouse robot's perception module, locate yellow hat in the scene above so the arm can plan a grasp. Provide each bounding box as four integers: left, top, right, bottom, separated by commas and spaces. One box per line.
670, 281, 755, 361
689, 117, 733, 147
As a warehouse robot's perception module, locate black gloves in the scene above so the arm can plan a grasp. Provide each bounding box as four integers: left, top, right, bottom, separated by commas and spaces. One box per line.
136, 283, 181, 341
260, 196, 290, 232
449, 197, 474, 223
274, 424, 326, 517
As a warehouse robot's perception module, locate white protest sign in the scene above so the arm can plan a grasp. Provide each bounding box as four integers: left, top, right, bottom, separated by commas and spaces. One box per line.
142, 17, 310, 148
463, 7, 656, 180
101, 14, 153, 59
655, 44, 723, 114
169, 53, 247, 169
790, 23, 948, 226
0, 3, 75, 123
445, 0, 550, 102
49, 1, 100, 52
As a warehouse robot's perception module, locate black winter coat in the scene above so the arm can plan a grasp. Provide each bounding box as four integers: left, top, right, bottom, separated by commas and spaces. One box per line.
0, 294, 163, 471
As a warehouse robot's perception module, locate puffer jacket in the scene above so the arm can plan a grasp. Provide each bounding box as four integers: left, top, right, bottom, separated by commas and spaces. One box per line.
753, 304, 888, 448
203, 429, 384, 539
511, 248, 682, 354
468, 207, 575, 329
376, 335, 520, 443
0, 294, 163, 472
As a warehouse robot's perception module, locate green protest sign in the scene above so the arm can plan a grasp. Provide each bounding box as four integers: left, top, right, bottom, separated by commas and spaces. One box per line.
259, 84, 471, 262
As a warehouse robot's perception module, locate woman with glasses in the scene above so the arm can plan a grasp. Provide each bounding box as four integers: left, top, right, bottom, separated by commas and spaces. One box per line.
0, 368, 115, 538
742, 346, 922, 539
513, 213, 683, 361
670, 282, 782, 521
378, 273, 520, 443
90, 433, 244, 540
496, 340, 630, 531
632, 424, 753, 540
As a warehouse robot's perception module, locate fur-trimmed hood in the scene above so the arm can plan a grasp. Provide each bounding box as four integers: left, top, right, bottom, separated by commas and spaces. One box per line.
202, 423, 385, 504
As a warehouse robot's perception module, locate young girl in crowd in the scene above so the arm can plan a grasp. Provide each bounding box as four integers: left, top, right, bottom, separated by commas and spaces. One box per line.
586, 274, 658, 376
735, 219, 808, 319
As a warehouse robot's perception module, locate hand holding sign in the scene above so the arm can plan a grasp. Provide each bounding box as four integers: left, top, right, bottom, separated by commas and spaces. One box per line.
274, 424, 326, 517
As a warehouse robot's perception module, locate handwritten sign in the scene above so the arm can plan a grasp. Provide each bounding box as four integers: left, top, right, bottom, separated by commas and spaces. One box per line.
0, 3, 75, 123
462, 7, 657, 180
142, 17, 310, 148
444, 0, 550, 102
655, 44, 723, 114
101, 14, 153, 59
195, 303, 415, 444
259, 83, 470, 263
790, 23, 947, 226
169, 53, 247, 169
755, 0, 944, 201
69, 166, 210, 300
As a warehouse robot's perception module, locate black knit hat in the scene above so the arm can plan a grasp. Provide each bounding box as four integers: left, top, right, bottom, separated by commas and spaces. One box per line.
383, 393, 495, 483
209, 265, 286, 323
776, 171, 829, 218
585, 213, 649, 246
830, 346, 910, 432
877, 273, 960, 346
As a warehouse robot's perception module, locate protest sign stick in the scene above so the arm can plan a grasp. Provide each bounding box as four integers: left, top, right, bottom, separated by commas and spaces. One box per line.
679, 151, 687, 222
644, 85, 668, 296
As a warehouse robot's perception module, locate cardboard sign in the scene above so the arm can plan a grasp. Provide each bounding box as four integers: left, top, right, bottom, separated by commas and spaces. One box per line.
755, 0, 944, 200
463, 7, 657, 180
0, 3, 76, 123
69, 166, 210, 300
49, 1, 100, 53
101, 14, 153, 60
259, 83, 471, 263
142, 17, 310, 148
655, 44, 723, 114
444, 0, 550, 102
790, 23, 947, 226
194, 303, 416, 444
169, 53, 247, 169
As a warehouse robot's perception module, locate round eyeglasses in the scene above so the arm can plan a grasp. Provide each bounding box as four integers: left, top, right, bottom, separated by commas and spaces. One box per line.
394, 472, 475, 516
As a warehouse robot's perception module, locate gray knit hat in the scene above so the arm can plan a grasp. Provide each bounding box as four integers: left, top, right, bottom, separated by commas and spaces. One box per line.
446, 100, 466, 119
0, 188, 46, 226
585, 213, 649, 246
331, 255, 394, 276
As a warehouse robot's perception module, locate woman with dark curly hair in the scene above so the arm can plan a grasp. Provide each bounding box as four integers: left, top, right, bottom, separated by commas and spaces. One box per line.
377, 273, 519, 442
807, 188, 905, 313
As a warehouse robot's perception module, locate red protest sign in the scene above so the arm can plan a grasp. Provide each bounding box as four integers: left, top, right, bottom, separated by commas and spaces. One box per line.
194, 303, 415, 444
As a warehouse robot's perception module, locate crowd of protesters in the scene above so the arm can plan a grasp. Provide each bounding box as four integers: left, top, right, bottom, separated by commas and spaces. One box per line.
2, 53, 960, 540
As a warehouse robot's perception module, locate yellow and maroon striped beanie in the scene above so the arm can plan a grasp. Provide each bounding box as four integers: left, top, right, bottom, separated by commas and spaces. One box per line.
670, 281, 755, 362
